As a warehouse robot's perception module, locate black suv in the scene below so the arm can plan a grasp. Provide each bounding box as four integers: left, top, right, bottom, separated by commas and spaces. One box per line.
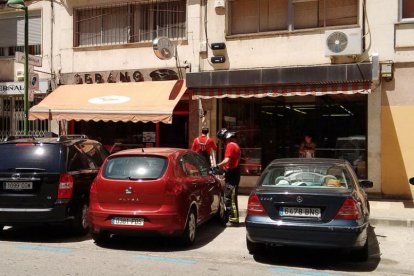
0, 135, 108, 234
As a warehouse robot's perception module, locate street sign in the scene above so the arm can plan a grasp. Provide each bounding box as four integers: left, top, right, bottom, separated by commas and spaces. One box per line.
15, 52, 42, 67
28, 73, 39, 102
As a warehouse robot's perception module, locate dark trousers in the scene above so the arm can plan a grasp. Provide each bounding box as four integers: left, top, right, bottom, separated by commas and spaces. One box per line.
224, 167, 240, 223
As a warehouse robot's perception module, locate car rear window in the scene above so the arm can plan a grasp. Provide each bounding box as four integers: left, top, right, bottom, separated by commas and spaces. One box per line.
0, 143, 61, 172
103, 156, 167, 180
260, 163, 353, 189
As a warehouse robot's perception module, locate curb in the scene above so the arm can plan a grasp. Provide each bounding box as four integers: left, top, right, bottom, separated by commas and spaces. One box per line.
239, 209, 414, 228
369, 217, 414, 228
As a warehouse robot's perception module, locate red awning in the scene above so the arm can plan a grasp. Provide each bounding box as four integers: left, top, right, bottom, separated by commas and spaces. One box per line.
191, 82, 371, 99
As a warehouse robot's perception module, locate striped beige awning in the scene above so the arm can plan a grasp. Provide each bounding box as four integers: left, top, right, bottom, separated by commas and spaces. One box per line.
191, 82, 371, 99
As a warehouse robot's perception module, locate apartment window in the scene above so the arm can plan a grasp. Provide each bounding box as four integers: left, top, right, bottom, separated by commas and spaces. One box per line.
229, 0, 358, 35
401, 0, 414, 20
0, 11, 41, 57
74, 1, 186, 47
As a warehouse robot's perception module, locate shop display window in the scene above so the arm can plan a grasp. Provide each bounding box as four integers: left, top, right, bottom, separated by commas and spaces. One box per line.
221, 94, 367, 178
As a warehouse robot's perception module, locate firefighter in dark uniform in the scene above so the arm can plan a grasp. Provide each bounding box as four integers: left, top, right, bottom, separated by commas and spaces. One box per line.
216, 128, 241, 225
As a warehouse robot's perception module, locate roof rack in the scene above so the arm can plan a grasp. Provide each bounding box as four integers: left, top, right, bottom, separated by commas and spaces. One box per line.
57, 134, 89, 142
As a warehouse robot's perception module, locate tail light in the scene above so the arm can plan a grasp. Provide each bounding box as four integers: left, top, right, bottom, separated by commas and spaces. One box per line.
335, 198, 362, 220
247, 194, 268, 216
57, 173, 74, 199
166, 181, 183, 195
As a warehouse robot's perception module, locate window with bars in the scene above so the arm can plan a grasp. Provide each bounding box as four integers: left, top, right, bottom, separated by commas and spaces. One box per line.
0, 11, 42, 57
229, 0, 358, 35
74, 0, 186, 47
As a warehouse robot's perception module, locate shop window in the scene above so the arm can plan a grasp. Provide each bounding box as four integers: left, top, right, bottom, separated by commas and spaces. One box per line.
221, 94, 368, 178
401, 0, 414, 20
74, 1, 186, 47
0, 11, 41, 57
228, 0, 358, 35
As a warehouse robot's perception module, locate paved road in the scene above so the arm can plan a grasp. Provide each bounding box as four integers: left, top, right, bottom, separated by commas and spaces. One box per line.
1, 220, 413, 276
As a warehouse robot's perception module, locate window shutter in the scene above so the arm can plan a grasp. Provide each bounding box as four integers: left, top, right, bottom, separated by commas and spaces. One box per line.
0, 17, 18, 47
17, 13, 41, 46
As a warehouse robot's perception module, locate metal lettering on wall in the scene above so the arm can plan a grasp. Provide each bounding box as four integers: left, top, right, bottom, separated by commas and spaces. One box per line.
63, 68, 184, 85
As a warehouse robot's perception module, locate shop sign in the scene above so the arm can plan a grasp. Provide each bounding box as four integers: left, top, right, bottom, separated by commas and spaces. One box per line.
15, 52, 43, 67
0, 81, 49, 95
62, 68, 184, 85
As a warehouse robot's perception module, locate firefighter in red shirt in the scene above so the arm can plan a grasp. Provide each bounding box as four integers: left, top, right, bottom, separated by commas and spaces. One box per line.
191, 127, 217, 166
216, 128, 241, 225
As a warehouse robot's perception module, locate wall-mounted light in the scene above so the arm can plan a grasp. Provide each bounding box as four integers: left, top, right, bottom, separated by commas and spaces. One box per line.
214, 0, 225, 9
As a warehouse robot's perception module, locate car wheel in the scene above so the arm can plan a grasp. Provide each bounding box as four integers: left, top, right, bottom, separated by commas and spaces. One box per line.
246, 236, 265, 255
350, 239, 369, 262
217, 193, 229, 227
72, 201, 89, 235
91, 231, 110, 245
181, 209, 197, 246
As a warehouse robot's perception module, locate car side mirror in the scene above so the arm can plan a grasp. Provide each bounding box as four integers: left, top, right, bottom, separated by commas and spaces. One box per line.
359, 180, 373, 189
409, 177, 414, 185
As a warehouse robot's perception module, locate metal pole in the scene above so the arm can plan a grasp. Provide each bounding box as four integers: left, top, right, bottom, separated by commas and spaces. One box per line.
24, 6, 29, 135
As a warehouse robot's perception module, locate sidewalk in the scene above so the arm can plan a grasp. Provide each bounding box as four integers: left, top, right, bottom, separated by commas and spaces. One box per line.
237, 195, 414, 228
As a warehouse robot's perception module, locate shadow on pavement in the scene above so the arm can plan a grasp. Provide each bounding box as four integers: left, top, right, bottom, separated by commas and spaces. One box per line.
0, 224, 90, 243
95, 219, 226, 252
253, 226, 381, 273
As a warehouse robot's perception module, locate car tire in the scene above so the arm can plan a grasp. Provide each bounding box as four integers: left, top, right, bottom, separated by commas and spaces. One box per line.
181, 209, 197, 247
91, 231, 110, 245
72, 201, 89, 235
246, 237, 265, 255
217, 193, 229, 227
350, 239, 369, 262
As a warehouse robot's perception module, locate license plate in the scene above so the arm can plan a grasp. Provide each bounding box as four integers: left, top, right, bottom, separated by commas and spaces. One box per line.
111, 217, 144, 226
279, 207, 321, 218
3, 182, 33, 190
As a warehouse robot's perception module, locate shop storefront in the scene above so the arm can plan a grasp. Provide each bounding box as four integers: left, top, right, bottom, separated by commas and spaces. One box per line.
29, 68, 189, 150
29, 79, 189, 150
0, 80, 49, 139
188, 63, 374, 192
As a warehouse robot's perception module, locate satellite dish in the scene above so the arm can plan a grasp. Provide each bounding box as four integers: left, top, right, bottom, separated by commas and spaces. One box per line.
153, 37, 175, 60
326, 31, 348, 54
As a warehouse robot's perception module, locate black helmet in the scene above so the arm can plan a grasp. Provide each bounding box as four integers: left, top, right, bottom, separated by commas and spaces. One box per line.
217, 128, 237, 140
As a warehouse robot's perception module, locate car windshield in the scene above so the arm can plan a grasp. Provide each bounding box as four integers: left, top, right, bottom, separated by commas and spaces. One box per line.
103, 156, 167, 180
260, 163, 353, 189
0, 143, 61, 172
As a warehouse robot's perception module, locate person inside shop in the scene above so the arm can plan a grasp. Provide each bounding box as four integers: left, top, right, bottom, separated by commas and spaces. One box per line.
191, 127, 217, 166
299, 134, 316, 158
216, 128, 241, 226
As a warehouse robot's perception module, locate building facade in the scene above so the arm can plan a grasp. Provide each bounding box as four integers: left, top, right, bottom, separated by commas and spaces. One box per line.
0, 0, 52, 138
4, 0, 413, 198
186, 0, 414, 199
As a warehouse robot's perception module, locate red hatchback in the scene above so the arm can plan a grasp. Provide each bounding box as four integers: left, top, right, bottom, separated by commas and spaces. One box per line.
88, 148, 226, 246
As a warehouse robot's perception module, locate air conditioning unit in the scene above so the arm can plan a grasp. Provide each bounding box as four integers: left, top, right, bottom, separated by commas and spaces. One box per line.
325, 28, 362, 57
16, 69, 24, 81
